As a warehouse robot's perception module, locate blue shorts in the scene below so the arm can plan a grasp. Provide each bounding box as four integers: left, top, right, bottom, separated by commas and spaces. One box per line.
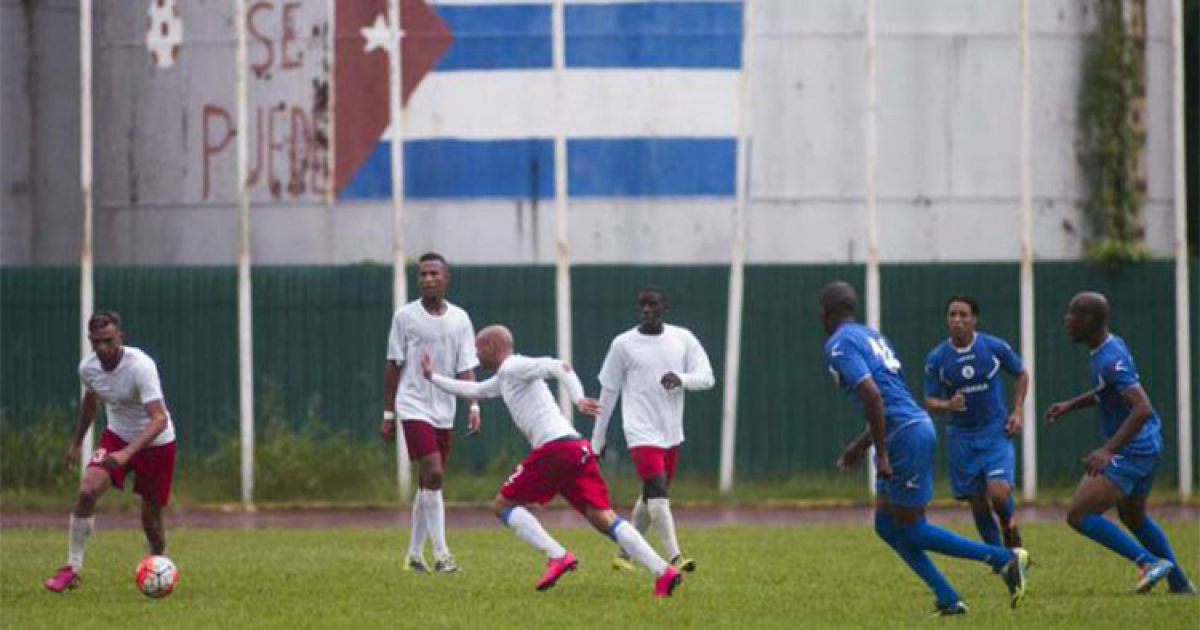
1102, 452, 1159, 497
947, 434, 1015, 499
877, 420, 935, 508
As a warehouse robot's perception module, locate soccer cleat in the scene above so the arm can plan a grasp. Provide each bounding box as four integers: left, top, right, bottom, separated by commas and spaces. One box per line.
1168, 581, 1197, 595
612, 553, 636, 573
999, 548, 1029, 608
932, 601, 968, 617
670, 555, 697, 573
433, 556, 459, 573
44, 565, 80, 593
404, 555, 430, 573
654, 565, 683, 598
535, 551, 578, 591
1135, 559, 1174, 594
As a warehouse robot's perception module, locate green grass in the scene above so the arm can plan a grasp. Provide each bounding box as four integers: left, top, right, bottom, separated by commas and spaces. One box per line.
2, 522, 1197, 629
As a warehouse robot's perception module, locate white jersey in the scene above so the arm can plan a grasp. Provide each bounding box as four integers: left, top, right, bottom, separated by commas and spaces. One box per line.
595, 324, 714, 450
387, 299, 479, 428
79, 347, 175, 447
431, 356, 583, 450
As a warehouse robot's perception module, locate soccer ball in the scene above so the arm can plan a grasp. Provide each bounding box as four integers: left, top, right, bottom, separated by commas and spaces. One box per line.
135, 555, 179, 598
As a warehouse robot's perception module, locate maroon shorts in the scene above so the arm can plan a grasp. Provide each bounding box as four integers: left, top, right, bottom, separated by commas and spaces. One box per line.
402, 420, 452, 464
87, 430, 177, 506
629, 445, 680, 481
501, 439, 611, 514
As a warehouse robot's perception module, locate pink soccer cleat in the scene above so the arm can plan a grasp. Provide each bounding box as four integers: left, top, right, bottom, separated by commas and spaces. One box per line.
535, 551, 578, 591
44, 565, 80, 593
654, 565, 682, 598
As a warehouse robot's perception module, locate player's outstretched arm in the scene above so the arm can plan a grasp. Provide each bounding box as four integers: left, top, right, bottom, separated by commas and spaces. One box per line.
1044, 390, 1098, 423
65, 391, 99, 468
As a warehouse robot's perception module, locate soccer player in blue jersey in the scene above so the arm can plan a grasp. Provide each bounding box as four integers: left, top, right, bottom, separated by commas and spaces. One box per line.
924, 296, 1028, 550
819, 281, 1029, 615
1044, 292, 1194, 594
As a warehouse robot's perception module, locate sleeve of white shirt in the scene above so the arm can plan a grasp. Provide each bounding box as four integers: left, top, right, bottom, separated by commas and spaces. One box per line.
508, 357, 586, 403
455, 313, 479, 373
78, 360, 95, 393
597, 340, 625, 391
430, 374, 503, 400
677, 331, 715, 391
592, 387, 620, 454
136, 358, 165, 405
386, 311, 406, 363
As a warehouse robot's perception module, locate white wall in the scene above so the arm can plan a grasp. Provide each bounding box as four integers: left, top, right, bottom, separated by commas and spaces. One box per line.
0, 0, 1182, 265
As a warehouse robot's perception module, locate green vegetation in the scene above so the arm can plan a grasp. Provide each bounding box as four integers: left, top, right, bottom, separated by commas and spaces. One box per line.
3, 523, 1197, 629
1077, 0, 1150, 266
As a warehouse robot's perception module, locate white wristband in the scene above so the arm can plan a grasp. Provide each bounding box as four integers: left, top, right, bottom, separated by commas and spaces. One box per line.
383, 411, 396, 421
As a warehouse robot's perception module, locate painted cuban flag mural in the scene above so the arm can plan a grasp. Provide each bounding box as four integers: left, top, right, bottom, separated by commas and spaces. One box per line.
335, 0, 743, 200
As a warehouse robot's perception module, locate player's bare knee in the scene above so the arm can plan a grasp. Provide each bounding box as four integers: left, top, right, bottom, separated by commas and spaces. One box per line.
586, 507, 616, 533
1066, 507, 1088, 530
1116, 504, 1144, 530
642, 475, 669, 500
421, 469, 444, 490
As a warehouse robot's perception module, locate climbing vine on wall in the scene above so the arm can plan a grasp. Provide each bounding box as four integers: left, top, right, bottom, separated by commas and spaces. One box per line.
1077, 0, 1149, 265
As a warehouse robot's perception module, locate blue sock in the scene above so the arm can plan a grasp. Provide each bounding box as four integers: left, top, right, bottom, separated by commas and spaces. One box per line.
971, 507, 1003, 547
1073, 514, 1156, 565
897, 517, 1014, 570
874, 511, 960, 606
1131, 517, 1189, 589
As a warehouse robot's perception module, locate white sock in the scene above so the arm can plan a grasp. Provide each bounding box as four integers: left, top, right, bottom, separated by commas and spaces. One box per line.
423, 489, 450, 559
407, 490, 427, 558
67, 515, 94, 571
632, 496, 651, 534
648, 498, 681, 560
612, 520, 668, 576
503, 506, 566, 559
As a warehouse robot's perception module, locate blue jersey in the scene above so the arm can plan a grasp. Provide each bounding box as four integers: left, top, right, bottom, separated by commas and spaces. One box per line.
824, 322, 930, 438
1089, 335, 1162, 457
924, 332, 1023, 439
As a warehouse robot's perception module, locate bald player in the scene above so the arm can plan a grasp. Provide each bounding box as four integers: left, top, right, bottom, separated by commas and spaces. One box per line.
421, 326, 683, 598
1045, 292, 1193, 594
820, 281, 1028, 615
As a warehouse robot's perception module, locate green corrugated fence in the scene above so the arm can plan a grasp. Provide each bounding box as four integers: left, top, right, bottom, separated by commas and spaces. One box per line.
2, 261, 1197, 490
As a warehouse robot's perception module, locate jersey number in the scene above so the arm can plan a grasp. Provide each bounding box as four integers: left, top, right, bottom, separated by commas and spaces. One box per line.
868, 338, 902, 373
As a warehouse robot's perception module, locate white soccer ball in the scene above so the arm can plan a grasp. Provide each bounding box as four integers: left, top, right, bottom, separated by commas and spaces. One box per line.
135, 555, 179, 598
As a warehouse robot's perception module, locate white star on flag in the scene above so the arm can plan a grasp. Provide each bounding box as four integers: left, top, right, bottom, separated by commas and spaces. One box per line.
362, 13, 402, 54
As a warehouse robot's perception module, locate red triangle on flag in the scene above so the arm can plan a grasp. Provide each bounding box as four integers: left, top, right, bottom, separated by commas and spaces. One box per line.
334, 0, 452, 194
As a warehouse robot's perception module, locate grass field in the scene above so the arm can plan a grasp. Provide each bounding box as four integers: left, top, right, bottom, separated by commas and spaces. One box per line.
2, 521, 1198, 629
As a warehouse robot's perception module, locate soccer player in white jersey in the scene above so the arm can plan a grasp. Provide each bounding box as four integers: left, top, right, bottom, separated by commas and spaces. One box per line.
44, 311, 177, 592
421, 325, 683, 597
381, 252, 480, 573
592, 287, 714, 572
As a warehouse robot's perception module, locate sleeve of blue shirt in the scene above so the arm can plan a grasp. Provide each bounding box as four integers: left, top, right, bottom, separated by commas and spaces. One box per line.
986, 334, 1024, 375
923, 348, 945, 399
1101, 352, 1140, 393
826, 338, 870, 389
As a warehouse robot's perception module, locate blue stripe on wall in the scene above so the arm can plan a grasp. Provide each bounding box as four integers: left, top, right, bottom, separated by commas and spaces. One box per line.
570, 138, 736, 196
567, 2, 743, 69
430, 2, 743, 71
339, 138, 735, 199
340, 140, 554, 199
434, 5, 552, 71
